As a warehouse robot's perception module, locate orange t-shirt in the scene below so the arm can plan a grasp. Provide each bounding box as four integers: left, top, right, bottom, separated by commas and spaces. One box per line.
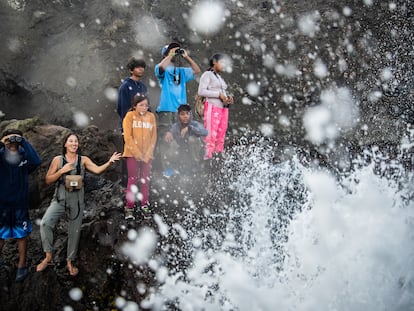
122, 111, 157, 163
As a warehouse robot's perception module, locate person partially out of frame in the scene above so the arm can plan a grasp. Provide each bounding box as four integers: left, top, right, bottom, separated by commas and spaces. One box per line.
0, 129, 41, 282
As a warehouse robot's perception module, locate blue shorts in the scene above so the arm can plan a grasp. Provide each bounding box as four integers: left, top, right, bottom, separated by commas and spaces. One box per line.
0, 221, 32, 239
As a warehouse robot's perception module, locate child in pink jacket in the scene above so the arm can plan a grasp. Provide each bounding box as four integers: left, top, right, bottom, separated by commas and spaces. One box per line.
197, 54, 234, 160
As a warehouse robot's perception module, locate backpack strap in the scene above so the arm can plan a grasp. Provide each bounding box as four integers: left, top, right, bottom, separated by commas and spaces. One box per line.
58, 155, 82, 221
75, 154, 81, 175
59, 155, 66, 185
59, 154, 81, 186
62, 154, 81, 175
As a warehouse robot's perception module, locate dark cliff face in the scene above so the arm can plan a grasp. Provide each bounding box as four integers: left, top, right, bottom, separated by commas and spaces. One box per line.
0, 0, 413, 147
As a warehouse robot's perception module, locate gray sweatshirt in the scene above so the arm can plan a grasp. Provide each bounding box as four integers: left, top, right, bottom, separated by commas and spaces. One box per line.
198, 70, 228, 108
169, 116, 208, 148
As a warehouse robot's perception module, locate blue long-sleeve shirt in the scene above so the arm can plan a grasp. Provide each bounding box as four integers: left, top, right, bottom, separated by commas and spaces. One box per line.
117, 77, 148, 132
0, 139, 41, 211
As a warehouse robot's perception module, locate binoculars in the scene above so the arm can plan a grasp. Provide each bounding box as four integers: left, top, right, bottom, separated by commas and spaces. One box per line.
7, 135, 23, 144
175, 48, 185, 56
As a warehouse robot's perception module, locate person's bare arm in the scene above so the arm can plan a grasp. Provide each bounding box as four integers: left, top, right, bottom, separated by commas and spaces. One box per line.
45, 156, 73, 185
83, 152, 122, 175
159, 48, 178, 71
182, 49, 201, 74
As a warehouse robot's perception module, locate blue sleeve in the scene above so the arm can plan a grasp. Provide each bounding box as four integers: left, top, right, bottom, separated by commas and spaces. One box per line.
189, 121, 208, 137
21, 139, 41, 173
117, 83, 130, 119
181, 67, 195, 83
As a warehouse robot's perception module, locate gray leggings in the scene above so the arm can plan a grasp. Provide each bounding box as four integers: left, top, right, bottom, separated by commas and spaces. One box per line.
39, 198, 84, 261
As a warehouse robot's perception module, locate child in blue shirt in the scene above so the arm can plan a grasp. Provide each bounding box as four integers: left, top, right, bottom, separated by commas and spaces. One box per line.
154, 42, 201, 175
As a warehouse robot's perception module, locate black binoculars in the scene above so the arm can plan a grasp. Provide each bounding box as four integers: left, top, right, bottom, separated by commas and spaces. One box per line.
8, 135, 23, 144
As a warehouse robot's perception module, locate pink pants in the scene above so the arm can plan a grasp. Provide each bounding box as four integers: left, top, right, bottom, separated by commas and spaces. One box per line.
125, 157, 152, 209
203, 101, 229, 159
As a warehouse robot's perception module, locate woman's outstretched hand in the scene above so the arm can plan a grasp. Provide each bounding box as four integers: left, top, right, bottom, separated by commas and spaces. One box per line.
109, 152, 122, 163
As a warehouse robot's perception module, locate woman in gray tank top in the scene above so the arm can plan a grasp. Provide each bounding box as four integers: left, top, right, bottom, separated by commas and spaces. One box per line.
36, 132, 121, 276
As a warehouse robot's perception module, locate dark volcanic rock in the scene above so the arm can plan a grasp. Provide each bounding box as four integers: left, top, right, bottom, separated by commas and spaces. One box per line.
0, 119, 137, 310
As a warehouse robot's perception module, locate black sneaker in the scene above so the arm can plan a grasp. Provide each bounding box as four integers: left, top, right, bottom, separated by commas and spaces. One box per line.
141, 205, 153, 219
15, 266, 28, 282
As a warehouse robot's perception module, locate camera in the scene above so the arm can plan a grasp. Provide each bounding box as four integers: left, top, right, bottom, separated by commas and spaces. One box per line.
176, 48, 184, 56
65, 175, 83, 191
8, 135, 22, 144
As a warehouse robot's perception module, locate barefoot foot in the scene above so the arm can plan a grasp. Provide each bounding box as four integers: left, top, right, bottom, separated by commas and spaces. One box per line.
67, 262, 79, 276
36, 258, 53, 272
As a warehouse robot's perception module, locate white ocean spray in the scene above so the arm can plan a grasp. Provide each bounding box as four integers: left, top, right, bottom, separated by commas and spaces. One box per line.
128, 140, 414, 311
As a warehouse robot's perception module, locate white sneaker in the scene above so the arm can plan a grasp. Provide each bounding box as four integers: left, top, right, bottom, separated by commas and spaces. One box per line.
141, 205, 153, 219
124, 208, 135, 220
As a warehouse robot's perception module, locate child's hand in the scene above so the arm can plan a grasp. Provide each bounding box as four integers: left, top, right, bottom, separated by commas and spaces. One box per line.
180, 127, 188, 138
165, 132, 173, 143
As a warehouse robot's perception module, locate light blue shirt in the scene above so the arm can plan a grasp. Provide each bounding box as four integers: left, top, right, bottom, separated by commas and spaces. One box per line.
155, 64, 195, 112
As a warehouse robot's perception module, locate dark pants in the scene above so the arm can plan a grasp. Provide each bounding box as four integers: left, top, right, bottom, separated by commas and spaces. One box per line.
164, 137, 205, 176
155, 112, 177, 172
